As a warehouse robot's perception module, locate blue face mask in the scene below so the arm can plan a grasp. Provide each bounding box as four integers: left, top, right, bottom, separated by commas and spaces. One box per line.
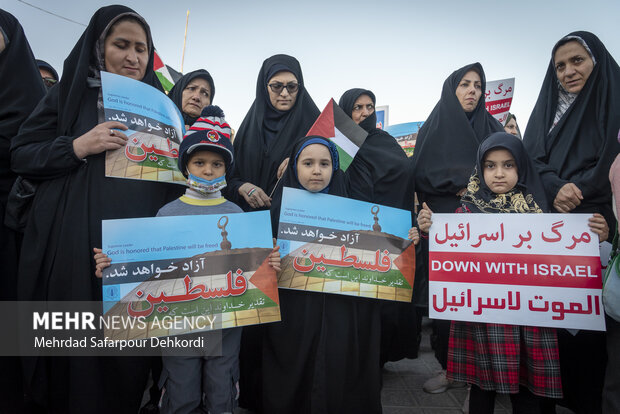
186, 173, 227, 195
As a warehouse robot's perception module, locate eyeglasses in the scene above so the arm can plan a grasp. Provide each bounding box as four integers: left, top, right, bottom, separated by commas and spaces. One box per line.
352, 103, 375, 112
43, 77, 57, 88
267, 82, 300, 94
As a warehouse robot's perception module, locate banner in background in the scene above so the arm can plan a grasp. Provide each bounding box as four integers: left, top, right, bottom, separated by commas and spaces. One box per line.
384, 121, 424, 157
375, 105, 389, 129
485, 78, 515, 125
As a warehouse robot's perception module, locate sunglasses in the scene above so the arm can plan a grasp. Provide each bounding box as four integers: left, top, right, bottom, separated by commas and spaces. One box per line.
43, 77, 58, 88
267, 82, 300, 94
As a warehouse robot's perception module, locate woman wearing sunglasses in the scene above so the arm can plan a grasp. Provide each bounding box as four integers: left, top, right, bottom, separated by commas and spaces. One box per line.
227, 54, 319, 211
230, 54, 319, 412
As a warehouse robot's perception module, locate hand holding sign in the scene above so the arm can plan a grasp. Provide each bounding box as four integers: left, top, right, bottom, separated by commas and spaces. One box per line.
73, 121, 129, 159
418, 202, 433, 233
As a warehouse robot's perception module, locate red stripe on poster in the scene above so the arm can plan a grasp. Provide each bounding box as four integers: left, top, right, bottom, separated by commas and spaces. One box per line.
485, 97, 513, 115
429, 251, 601, 289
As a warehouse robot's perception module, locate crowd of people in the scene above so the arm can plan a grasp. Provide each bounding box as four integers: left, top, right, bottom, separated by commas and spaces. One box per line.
1, 5, 619, 414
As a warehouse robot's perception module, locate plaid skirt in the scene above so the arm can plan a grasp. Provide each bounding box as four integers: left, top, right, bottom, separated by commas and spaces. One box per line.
447, 321, 563, 398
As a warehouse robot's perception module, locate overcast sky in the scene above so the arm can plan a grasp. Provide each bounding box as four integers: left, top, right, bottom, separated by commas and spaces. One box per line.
4, 0, 619, 131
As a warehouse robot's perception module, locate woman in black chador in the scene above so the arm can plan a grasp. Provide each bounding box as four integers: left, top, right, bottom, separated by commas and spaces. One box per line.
232, 54, 320, 410
523, 31, 620, 414
339, 88, 420, 365
226, 54, 319, 211
11, 6, 182, 412
169, 69, 215, 129
0, 9, 46, 412
411, 63, 503, 393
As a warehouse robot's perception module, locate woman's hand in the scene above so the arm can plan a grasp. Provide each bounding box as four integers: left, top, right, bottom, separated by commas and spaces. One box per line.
239, 182, 271, 208
418, 202, 433, 233
588, 213, 609, 242
408, 227, 420, 245
270, 239, 281, 272
456, 188, 467, 197
73, 121, 129, 159
277, 157, 290, 179
554, 183, 583, 213
93, 248, 111, 279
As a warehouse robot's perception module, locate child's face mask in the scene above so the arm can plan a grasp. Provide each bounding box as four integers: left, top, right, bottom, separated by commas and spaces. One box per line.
482, 148, 518, 194
185, 150, 227, 195
187, 173, 227, 195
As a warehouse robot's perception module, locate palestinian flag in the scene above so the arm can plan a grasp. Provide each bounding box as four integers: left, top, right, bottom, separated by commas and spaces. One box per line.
307, 99, 368, 171
153, 50, 175, 93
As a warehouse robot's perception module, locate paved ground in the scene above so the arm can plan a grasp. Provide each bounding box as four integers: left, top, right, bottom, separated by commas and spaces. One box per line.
231, 318, 576, 413
379, 319, 508, 414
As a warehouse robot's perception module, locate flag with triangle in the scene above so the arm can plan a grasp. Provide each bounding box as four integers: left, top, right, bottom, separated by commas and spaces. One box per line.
306, 99, 368, 171
153, 50, 175, 93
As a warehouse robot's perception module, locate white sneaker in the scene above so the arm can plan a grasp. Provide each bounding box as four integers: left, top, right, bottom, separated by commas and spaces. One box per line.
422, 370, 467, 394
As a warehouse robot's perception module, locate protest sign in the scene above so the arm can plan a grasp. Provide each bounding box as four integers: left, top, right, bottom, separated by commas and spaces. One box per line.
485, 78, 515, 125
101, 211, 280, 340
429, 213, 605, 331
385, 121, 424, 157
375, 105, 389, 129
276, 188, 415, 302
101, 71, 186, 184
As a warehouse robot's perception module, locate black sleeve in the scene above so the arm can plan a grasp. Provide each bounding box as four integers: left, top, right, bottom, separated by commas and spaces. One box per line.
10, 88, 84, 180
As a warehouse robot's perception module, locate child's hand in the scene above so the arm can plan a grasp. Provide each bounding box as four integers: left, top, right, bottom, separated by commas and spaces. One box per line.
408, 227, 420, 245
93, 248, 111, 279
417, 202, 433, 233
277, 157, 290, 179
269, 245, 281, 272
588, 213, 609, 242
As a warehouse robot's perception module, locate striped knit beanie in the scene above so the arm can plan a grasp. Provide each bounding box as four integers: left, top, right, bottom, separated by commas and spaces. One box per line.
178, 106, 234, 177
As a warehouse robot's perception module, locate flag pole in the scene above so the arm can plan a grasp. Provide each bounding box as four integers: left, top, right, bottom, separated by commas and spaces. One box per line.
180, 10, 189, 73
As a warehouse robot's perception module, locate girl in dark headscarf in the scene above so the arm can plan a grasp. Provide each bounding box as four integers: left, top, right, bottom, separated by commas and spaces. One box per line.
0, 10, 46, 412
523, 31, 620, 414
262, 135, 383, 414
339, 88, 420, 365
227, 54, 320, 211
420, 132, 564, 413
169, 69, 215, 128
411, 63, 503, 393
10, 6, 182, 412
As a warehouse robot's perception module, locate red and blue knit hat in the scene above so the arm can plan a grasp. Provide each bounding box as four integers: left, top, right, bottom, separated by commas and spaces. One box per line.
178, 106, 234, 177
